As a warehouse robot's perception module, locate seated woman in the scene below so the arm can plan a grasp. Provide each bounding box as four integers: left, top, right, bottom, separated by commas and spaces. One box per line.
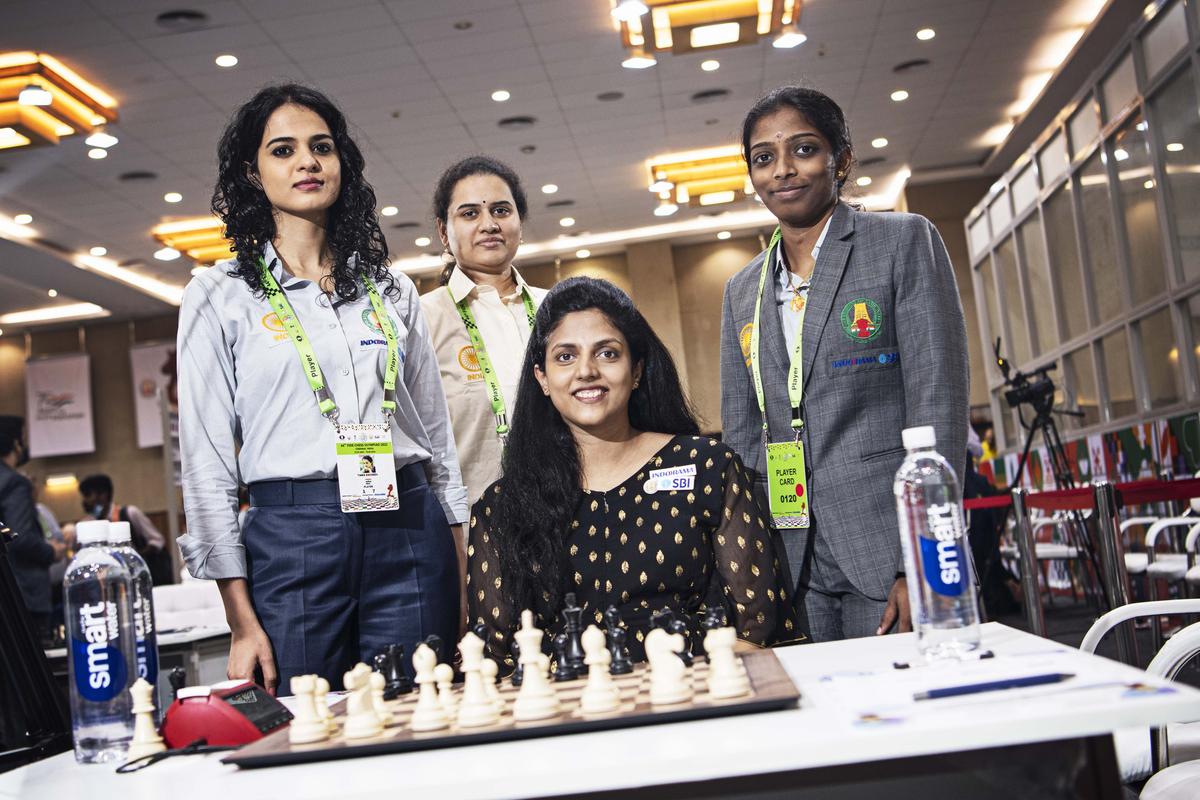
467, 277, 802, 668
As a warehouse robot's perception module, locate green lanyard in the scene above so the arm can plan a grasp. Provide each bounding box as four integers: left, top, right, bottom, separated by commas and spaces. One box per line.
450, 285, 537, 440
258, 257, 399, 421
749, 227, 806, 443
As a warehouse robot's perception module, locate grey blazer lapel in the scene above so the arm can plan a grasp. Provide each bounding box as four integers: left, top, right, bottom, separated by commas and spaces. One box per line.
802, 203, 855, 386
755, 247, 791, 377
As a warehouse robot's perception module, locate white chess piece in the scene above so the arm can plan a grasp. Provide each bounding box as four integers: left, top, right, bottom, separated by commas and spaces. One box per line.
480, 658, 504, 714
369, 671, 396, 728
410, 643, 450, 731
434, 663, 458, 717
512, 610, 561, 721
314, 677, 337, 735
704, 625, 751, 699
126, 678, 167, 760
579, 625, 621, 714
457, 631, 501, 728
288, 674, 331, 744
646, 628, 692, 706
343, 665, 384, 739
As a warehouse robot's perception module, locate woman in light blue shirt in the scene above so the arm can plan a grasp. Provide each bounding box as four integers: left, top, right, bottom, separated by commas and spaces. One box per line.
177, 84, 466, 692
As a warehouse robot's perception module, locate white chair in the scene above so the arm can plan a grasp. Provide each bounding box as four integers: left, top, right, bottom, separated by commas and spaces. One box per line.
1124, 516, 1165, 576
151, 579, 228, 632
1080, 600, 1200, 788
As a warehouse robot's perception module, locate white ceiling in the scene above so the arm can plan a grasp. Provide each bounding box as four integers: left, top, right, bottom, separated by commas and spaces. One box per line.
0, 0, 1102, 323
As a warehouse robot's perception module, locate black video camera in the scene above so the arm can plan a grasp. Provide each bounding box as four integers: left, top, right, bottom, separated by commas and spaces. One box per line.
993, 338, 1057, 413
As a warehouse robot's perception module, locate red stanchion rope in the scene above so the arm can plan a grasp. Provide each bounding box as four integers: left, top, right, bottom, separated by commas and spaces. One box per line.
963, 495, 1012, 510
963, 477, 1200, 514
1116, 477, 1200, 507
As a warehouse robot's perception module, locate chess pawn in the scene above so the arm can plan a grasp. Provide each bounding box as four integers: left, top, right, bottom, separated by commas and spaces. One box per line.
434, 663, 458, 717
512, 610, 561, 721
343, 666, 384, 739
315, 676, 337, 735
579, 625, 621, 715
288, 674, 331, 744
370, 671, 396, 728
645, 628, 692, 706
127, 678, 168, 760
704, 626, 751, 699
480, 658, 504, 713
410, 643, 450, 732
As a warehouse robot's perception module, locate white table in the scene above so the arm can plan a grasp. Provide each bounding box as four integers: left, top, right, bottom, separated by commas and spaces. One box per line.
6, 623, 1197, 799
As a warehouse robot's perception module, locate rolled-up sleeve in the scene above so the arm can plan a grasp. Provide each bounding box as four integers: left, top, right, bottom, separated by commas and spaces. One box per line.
399, 279, 468, 525
176, 279, 246, 579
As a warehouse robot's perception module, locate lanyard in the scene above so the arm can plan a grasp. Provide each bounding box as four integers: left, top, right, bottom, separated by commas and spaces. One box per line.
749, 227, 807, 443
450, 284, 537, 440
258, 257, 399, 422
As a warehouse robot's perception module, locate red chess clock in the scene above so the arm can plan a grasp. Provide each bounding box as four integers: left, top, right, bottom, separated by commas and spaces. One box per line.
161, 679, 293, 748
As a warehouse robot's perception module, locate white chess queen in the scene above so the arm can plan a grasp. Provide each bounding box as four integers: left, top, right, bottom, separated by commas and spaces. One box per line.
466, 278, 805, 671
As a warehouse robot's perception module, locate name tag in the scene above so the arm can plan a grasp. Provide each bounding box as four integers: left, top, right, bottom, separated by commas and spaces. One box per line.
335, 424, 400, 513
643, 465, 696, 494
766, 441, 809, 528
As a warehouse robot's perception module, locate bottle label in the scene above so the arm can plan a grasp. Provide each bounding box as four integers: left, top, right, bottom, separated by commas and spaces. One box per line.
132, 595, 158, 683
70, 601, 129, 702
919, 502, 967, 597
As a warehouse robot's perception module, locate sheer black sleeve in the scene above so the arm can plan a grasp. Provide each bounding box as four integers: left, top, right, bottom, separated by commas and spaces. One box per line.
466, 485, 519, 671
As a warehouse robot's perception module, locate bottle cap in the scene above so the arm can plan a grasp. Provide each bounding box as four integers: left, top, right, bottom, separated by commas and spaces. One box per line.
75, 519, 111, 545
902, 425, 936, 451
108, 521, 132, 544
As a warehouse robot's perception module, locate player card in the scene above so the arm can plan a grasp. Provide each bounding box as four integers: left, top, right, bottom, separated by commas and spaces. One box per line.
335, 423, 400, 513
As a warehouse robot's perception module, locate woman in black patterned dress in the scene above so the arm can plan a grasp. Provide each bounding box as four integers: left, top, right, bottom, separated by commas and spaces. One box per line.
467, 277, 803, 667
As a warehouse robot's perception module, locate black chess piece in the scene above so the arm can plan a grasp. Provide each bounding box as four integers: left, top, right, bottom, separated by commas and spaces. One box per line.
668, 617, 694, 667
552, 632, 576, 682
380, 643, 412, 698
561, 592, 587, 675
423, 634, 444, 665
472, 621, 488, 642
168, 667, 187, 701
604, 605, 633, 675
650, 606, 676, 632
510, 636, 523, 687
698, 606, 727, 658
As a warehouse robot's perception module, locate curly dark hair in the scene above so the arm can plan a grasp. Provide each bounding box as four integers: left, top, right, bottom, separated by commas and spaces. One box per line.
484, 277, 699, 622
212, 83, 395, 300
740, 86, 854, 191
431, 155, 528, 286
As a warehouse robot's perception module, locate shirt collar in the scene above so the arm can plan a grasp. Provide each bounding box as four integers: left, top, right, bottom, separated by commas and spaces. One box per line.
447, 264, 531, 305
773, 215, 833, 282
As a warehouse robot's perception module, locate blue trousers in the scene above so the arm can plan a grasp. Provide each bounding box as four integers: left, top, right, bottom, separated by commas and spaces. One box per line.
244, 464, 459, 691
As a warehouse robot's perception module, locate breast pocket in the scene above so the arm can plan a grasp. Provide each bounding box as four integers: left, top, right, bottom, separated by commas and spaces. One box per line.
826, 346, 902, 379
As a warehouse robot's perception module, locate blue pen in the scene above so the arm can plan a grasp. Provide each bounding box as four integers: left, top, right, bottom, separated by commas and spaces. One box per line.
914, 672, 1075, 701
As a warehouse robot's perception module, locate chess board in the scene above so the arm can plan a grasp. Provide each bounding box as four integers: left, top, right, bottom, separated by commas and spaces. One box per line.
222, 649, 800, 770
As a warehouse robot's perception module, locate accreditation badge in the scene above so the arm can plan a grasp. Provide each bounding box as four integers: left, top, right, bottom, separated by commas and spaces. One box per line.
765, 441, 809, 528
335, 423, 400, 513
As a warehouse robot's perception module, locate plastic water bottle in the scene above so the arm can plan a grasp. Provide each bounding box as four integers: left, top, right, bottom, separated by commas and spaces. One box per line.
107, 521, 159, 688
63, 520, 137, 763
894, 426, 981, 660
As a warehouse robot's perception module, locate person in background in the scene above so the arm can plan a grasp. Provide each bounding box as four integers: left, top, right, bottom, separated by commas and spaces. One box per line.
469, 278, 802, 668
719, 86, 969, 643
0, 416, 67, 638
178, 84, 465, 693
78, 473, 171, 585
33, 481, 70, 632
420, 156, 547, 509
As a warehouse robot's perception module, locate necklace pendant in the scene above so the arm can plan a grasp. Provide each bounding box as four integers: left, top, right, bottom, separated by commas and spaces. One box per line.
791, 294, 806, 312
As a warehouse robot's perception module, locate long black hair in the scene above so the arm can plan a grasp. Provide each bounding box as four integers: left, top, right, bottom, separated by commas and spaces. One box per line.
431, 155, 528, 286
489, 277, 699, 621
212, 83, 395, 300
740, 86, 854, 190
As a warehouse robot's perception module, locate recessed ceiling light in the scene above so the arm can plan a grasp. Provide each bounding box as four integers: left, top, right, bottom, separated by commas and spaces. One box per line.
415, 236, 431, 247
89, 246, 107, 257
701, 59, 720, 72
1167, 142, 1184, 152
1144, 179, 1155, 189
88, 148, 107, 159
491, 90, 511, 102
772, 29, 807, 49
18, 84, 52, 106
13, 214, 32, 225
654, 198, 677, 217
1113, 148, 1129, 161
856, 176, 873, 187
891, 90, 909, 102
871, 137, 889, 148
559, 217, 575, 227
215, 54, 238, 68
154, 247, 181, 261
381, 205, 398, 216
717, 231, 731, 240
85, 130, 118, 148
541, 184, 558, 194
611, 0, 649, 22
164, 192, 182, 203
916, 28, 936, 40
575, 249, 590, 259
48, 289, 58, 298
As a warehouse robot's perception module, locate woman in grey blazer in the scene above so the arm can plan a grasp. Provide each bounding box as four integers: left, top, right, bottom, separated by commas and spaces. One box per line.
719, 87, 969, 642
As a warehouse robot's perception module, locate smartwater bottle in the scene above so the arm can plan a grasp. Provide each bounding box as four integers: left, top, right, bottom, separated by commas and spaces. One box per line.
107, 521, 159, 688
894, 425, 981, 660
63, 520, 137, 763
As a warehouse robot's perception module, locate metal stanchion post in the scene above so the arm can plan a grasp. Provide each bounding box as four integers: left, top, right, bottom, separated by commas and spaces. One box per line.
1011, 488, 1046, 637
1092, 481, 1138, 666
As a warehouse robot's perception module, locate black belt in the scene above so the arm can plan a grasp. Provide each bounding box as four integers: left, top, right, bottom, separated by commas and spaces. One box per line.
248, 462, 428, 507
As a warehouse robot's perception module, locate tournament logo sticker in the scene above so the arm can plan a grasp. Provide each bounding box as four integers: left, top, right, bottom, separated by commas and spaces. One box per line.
839, 298, 882, 342
458, 345, 483, 381
361, 309, 398, 336
260, 312, 288, 343
739, 322, 754, 365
